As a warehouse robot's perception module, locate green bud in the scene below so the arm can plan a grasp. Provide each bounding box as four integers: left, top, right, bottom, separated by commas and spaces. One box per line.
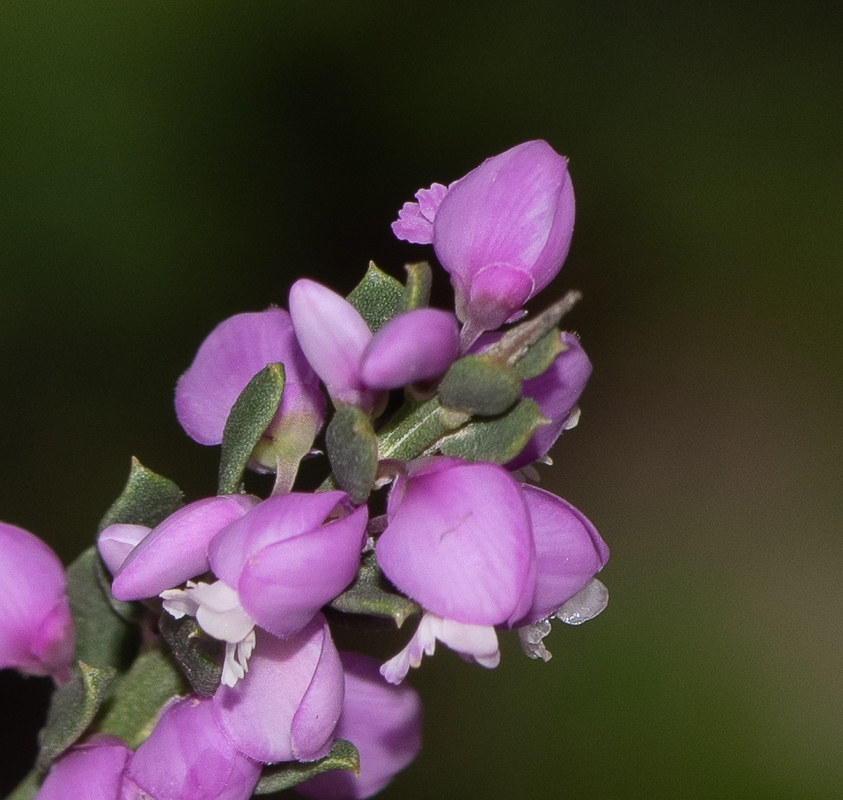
326, 406, 379, 505
438, 355, 522, 417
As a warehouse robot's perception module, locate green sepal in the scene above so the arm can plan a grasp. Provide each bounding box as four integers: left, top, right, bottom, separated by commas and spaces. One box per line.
159, 612, 224, 697
347, 261, 404, 332
218, 363, 285, 495
513, 328, 566, 380
438, 355, 522, 417
400, 261, 432, 311
377, 396, 465, 461
98, 650, 185, 748
66, 547, 139, 671
326, 407, 378, 505
254, 739, 360, 795
330, 550, 420, 626
36, 662, 115, 773
98, 457, 184, 533
434, 398, 548, 464
5, 769, 40, 800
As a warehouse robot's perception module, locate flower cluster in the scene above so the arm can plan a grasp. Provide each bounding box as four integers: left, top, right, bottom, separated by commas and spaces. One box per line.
0, 140, 609, 800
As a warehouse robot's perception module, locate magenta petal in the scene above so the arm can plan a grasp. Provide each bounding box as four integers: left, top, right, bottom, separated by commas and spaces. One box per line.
376, 458, 534, 625
112, 495, 257, 602
390, 182, 448, 244
237, 506, 367, 638
208, 491, 351, 588
359, 308, 459, 389
511, 485, 609, 627
463, 265, 535, 332
289, 279, 376, 410
97, 523, 151, 575
35, 737, 131, 800
213, 619, 344, 764
129, 696, 260, 800
0, 522, 74, 682
176, 308, 317, 445
296, 652, 422, 800
507, 332, 592, 469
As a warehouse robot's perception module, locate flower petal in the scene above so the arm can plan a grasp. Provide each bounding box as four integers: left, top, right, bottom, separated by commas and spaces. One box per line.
112, 495, 257, 602
213, 618, 343, 764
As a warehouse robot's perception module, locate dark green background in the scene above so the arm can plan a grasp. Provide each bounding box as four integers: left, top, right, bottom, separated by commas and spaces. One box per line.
2, 3, 841, 798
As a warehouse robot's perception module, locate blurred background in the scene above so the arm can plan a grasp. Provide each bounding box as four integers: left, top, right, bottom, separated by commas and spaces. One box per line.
1, 2, 841, 798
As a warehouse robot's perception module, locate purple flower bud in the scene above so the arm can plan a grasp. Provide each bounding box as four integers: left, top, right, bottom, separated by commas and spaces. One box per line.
108, 495, 257, 602
212, 618, 344, 764
175, 308, 325, 475
376, 457, 535, 626
128, 696, 261, 800
358, 308, 459, 390
0, 522, 74, 684
296, 652, 422, 799
510, 485, 609, 628
507, 332, 592, 470
34, 737, 132, 800
393, 141, 575, 344
208, 492, 367, 640
289, 279, 382, 413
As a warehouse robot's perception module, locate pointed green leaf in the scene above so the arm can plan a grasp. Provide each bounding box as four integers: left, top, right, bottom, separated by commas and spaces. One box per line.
400, 261, 432, 311
254, 739, 360, 795
330, 551, 420, 626
98, 650, 184, 748
5, 770, 39, 800
326, 406, 378, 505
218, 362, 285, 495
66, 547, 138, 671
439, 355, 522, 417
98, 457, 183, 533
347, 261, 404, 332
513, 328, 566, 380
435, 399, 549, 464
37, 662, 115, 773
158, 612, 223, 697
377, 396, 464, 461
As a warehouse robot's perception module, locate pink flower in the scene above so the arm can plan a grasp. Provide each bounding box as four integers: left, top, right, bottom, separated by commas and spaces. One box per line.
393, 140, 575, 346
175, 308, 325, 481
212, 618, 344, 764
34, 737, 132, 800
289, 280, 459, 410
296, 652, 422, 799
0, 522, 74, 684
128, 697, 261, 800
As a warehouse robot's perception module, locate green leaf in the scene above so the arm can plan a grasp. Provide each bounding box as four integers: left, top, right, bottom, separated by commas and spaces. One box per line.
218, 363, 285, 495
400, 261, 432, 311
66, 547, 138, 671
330, 550, 420, 626
5, 770, 39, 800
98, 457, 184, 533
98, 650, 185, 748
513, 328, 566, 380
435, 398, 549, 464
254, 739, 360, 795
326, 406, 378, 505
37, 662, 115, 773
158, 612, 223, 697
438, 355, 522, 417
347, 261, 404, 332
377, 396, 463, 461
